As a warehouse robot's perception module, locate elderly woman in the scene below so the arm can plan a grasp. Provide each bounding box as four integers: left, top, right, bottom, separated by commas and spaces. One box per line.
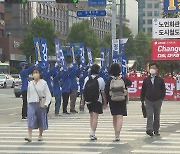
25, 68, 52, 142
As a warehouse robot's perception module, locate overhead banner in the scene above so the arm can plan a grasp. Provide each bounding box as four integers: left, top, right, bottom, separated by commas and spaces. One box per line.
79, 43, 86, 68
87, 47, 93, 67
164, 0, 180, 13
152, 39, 180, 61
152, 18, 180, 39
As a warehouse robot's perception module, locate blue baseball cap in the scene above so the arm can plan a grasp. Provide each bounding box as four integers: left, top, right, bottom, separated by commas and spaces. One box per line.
20, 62, 28, 67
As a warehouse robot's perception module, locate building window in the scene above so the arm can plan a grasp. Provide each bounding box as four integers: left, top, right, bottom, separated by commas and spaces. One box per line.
154, 3, 159, 8
143, 20, 145, 24
154, 11, 159, 16
147, 27, 152, 32
147, 3, 152, 8
143, 11, 145, 16
147, 11, 152, 16
143, 28, 145, 32
147, 19, 152, 24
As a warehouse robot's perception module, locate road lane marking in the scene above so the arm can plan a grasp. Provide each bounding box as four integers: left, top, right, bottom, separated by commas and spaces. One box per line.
131, 150, 180, 153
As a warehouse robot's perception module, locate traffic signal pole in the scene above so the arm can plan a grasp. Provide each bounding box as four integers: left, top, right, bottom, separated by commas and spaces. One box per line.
111, 0, 116, 39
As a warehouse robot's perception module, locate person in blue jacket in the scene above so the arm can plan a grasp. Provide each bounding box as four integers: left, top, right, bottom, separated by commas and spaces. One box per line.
41, 65, 58, 113
69, 64, 83, 113
53, 68, 66, 115
61, 67, 71, 114
20, 62, 35, 120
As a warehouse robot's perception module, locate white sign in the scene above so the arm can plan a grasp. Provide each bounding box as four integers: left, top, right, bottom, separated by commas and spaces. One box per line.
112, 39, 119, 53
152, 18, 180, 39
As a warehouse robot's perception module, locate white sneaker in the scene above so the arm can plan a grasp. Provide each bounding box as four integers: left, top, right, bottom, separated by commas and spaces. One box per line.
38, 136, 43, 141
90, 135, 97, 140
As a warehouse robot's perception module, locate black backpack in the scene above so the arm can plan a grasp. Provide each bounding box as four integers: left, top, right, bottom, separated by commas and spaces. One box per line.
83, 76, 99, 103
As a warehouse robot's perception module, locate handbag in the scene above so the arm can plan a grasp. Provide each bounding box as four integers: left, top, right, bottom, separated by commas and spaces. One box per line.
141, 102, 147, 118
33, 82, 46, 108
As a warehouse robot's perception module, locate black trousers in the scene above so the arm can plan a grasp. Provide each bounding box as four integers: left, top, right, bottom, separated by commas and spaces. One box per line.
62, 92, 70, 113
22, 90, 27, 118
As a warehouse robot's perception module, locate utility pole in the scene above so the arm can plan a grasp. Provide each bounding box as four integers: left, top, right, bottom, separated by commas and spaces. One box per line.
111, 0, 116, 39
119, 0, 123, 40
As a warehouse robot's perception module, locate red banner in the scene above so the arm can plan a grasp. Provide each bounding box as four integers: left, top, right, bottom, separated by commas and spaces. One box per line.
127, 76, 176, 100
152, 39, 180, 61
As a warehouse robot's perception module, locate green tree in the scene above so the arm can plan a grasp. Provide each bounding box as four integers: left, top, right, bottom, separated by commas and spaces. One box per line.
67, 20, 99, 58
19, 18, 58, 62
116, 25, 137, 57
99, 33, 112, 48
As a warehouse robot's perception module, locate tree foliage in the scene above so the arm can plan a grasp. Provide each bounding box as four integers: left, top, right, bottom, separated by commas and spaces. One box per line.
67, 20, 99, 58
19, 18, 58, 60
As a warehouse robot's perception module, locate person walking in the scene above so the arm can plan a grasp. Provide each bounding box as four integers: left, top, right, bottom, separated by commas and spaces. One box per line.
140, 63, 166, 137
25, 68, 52, 142
20, 62, 35, 120
81, 64, 107, 140
105, 63, 132, 141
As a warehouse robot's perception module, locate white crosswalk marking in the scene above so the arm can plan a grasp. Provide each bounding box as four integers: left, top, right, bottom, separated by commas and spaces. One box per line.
1, 102, 180, 154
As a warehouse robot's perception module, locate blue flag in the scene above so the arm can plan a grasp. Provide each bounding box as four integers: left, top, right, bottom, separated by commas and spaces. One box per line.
54, 39, 61, 66
87, 47, 93, 67
79, 43, 86, 68
121, 55, 127, 76
106, 48, 110, 68
100, 47, 105, 70
40, 38, 49, 67
70, 43, 76, 63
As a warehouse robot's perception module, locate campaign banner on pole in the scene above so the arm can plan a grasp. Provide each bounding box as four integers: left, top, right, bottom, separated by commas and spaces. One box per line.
112, 39, 119, 63
152, 39, 180, 61
100, 47, 105, 70
59, 43, 67, 70
164, 0, 180, 13
106, 48, 110, 68
120, 38, 128, 54
54, 39, 61, 66
34, 37, 42, 63
70, 43, 76, 63
121, 56, 127, 76
41, 38, 49, 67
79, 43, 86, 68
152, 18, 180, 39
87, 47, 93, 67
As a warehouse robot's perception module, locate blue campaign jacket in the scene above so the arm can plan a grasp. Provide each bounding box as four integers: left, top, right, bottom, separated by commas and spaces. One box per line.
79, 71, 89, 95
69, 64, 83, 91
99, 69, 110, 82
53, 71, 64, 96
20, 65, 35, 92
42, 66, 58, 93
61, 69, 71, 93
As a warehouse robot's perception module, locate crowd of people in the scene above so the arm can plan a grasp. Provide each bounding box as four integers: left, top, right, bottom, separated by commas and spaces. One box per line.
19, 62, 165, 143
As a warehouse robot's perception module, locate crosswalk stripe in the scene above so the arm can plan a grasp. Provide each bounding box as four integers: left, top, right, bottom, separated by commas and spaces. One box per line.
142, 145, 180, 149
153, 141, 180, 144
0, 136, 134, 141
131, 150, 180, 153
0, 150, 101, 154
162, 138, 180, 140
0, 140, 127, 145
0, 145, 114, 150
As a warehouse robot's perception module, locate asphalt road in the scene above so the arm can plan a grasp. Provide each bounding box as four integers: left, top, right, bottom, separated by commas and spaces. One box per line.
1, 88, 180, 154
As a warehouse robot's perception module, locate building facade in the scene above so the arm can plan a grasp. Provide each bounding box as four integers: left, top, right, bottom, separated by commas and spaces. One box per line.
138, 0, 163, 33
0, 3, 5, 37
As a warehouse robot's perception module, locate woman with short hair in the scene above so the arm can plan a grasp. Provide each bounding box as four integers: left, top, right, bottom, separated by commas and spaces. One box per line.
25, 68, 52, 142
105, 63, 132, 141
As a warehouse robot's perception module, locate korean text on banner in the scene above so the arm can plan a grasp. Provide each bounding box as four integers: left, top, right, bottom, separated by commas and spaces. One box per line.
152, 39, 180, 61
121, 56, 127, 76
100, 47, 105, 70
79, 43, 86, 68
106, 48, 110, 68
152, 18, 180, 39
164, 77, 176, 100
41, 38, 49, 67
59, 43, 67, 70
87, 47, 93, 67
55, 39, 61, 66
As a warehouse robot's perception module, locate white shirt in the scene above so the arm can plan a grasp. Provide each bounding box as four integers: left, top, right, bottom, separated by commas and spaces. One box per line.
83, 75, 105, 103
27, 79, 52, 106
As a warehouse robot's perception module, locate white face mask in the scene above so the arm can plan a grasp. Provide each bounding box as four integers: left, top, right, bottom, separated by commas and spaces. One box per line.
33, 73, 40, 80
149, 69, 156, 75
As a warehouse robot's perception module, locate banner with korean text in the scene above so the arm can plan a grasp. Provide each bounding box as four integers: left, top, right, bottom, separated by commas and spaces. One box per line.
152, 39, 180, 61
